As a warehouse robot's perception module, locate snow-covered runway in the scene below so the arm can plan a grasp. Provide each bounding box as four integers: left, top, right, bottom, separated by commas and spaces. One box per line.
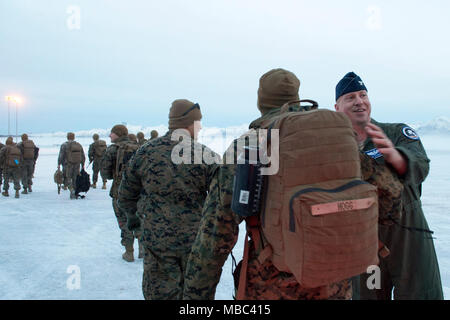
0, 133, 448, 299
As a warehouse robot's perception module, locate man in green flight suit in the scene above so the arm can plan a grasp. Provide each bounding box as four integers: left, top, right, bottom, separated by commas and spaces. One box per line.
334, 72, 443, 300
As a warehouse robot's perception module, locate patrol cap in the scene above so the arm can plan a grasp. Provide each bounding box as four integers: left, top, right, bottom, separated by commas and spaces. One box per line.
93, 133, 99, 141
111, 125, 128, 137
335, 72, 368, 101
168, 99, 202, 130
67, 132, 75, 140
21, 133, 28, 141
150, 130, 158, 139
257, 68, 300, 115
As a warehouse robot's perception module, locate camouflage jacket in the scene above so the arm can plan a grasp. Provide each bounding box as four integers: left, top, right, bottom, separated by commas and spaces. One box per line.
0, 144, 24, 169
88, 140, 107, 163
138, 138, 147, 146
117, 131, 220, 252
100, 135, 130, 198
0, 143, 4, 169
57, 140, 86, 166
182, 108, 403, 300
17, 140, 38, 162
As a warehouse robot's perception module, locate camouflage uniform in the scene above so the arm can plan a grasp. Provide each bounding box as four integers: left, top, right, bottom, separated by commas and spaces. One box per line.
117, 131, 219, 300
17, 139, 37, 191
58, 140, 86, 193
0, 142, 4, 188
0, 141, 22, 195
137, 132, 147, 146
182, 108, 404, 300
88, 139, 107, 186
101, 135, 142, 250
138, 138, 147, 146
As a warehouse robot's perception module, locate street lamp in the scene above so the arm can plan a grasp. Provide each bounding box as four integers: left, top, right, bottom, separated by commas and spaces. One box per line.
14, 97, 22, 143
5, 96, 13, 136
5, 96, 22, 141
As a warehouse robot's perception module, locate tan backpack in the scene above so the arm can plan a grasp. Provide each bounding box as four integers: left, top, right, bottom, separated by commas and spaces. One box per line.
234, 102, 379, 293
6, 145, 22, 168
94, 140, 107, 158
22, 140, 36, 160
66, 141, 83, 164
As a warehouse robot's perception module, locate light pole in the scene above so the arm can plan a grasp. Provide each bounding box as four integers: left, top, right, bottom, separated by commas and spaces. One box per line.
14, 97, 21, 143
5, 96, 12, 136
15, 99, 18, 142
5, 96, 22, 141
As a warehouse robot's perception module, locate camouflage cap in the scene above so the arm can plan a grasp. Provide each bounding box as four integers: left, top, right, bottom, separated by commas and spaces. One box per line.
21, 133, 28, 141
137, 132, 144, 139
111, 124, 128, 137
93, 133, 99, 141
257, 68, 300, 115
150, 130, 159, 139
67, 132, 75, 140
168, 99, 202, 130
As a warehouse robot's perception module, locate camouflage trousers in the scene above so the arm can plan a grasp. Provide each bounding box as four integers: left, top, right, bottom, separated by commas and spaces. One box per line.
2, 167, 21, 191
142, 243, 190, 300
21, 160, 34, 188
92, 159, 106, 184
234, 245, 352, 300
64, 163, 81, 190
112, 198, 142, 247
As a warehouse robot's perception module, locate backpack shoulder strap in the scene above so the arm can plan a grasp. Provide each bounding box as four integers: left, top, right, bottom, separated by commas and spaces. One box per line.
236, 215, 267, 300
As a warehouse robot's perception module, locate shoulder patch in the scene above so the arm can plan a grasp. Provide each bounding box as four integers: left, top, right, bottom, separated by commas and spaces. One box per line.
365, 148, 383, 159
402, 126, 420, 140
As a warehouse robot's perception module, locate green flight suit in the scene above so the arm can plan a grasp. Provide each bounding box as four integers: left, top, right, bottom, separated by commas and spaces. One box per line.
356, 119, 443, 300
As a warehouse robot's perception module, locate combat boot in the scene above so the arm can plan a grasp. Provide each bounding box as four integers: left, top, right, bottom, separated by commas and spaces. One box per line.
138, 241, 144, 259
102, 182, 107, 190
92, 183, 97, 189
69, 188, 77, 199
63, 186, 68, 191
21, 187, 28, 194
2, 191, 9, 197
122, 245, 134, 262
15, 190, 20, 198
28, 186, 32, 193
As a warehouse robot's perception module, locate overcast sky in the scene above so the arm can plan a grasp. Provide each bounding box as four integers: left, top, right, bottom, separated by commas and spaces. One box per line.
1, 0, 449, 134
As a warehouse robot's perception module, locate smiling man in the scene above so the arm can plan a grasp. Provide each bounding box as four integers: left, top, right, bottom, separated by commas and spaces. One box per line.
334, 72, 443, 300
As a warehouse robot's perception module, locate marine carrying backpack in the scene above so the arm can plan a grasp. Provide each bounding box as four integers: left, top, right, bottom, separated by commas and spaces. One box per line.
22, 140, 36, 160
66, 141, 83, 164
94, 140, 107, 157
234, 101, 379, 293
6, 145, 22, 168
115, 141, 139, 179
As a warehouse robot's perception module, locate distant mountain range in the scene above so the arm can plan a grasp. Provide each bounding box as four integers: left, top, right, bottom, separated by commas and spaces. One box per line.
412, 117, 450, 135
2, 117, 450, 138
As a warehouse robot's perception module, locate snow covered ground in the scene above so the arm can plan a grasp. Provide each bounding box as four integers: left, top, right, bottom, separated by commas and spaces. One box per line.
0, 129, 449, 300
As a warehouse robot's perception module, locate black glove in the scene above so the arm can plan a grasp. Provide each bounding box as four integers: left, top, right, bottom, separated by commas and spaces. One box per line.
127, 215, 141, 231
